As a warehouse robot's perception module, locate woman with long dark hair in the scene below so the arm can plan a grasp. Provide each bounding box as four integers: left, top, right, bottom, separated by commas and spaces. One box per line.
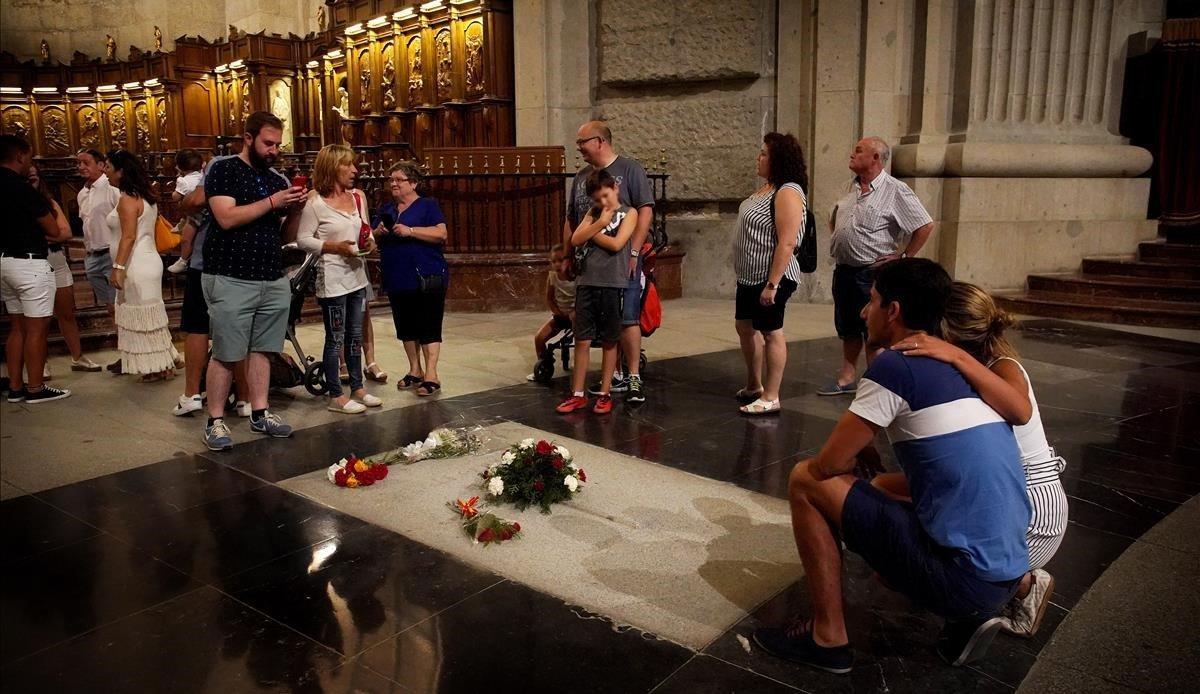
732, 132, 807, 415
28, 164, 102, 374
106, 149, 178, 381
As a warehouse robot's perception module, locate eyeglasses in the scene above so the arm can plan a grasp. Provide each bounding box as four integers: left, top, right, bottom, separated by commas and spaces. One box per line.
389, 177, 411, 184
574, 136, 602, 147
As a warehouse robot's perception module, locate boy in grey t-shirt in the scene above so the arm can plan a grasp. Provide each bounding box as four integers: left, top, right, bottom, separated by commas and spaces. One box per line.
556, 170, 637, 415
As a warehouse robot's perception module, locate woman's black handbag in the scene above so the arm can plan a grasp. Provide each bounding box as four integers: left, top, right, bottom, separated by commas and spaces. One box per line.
770, 188, 818, 273
417, 270, 446, 293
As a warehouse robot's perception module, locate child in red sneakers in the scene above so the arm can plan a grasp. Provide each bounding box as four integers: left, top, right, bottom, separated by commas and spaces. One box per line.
556, 169, 636, 414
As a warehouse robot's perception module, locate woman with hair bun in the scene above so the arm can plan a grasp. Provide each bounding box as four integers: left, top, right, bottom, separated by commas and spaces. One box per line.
888, 281, 1068, 640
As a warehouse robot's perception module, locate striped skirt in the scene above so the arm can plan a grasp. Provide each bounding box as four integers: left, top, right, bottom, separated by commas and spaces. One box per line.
1026, 452, 1069, 570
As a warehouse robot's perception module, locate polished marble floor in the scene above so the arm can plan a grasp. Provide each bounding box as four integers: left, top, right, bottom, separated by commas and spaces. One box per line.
1, 319, 1197, 693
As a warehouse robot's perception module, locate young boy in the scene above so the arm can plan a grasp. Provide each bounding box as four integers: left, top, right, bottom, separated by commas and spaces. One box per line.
167, 149, 205, 274
528, 244, 576, 381
556, 169, 637, 414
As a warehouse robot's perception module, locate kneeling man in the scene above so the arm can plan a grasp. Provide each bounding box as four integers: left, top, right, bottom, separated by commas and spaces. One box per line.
754, 258, 1031, 673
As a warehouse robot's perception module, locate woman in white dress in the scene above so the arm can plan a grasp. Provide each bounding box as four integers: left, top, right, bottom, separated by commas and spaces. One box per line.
106, 150, 179, 381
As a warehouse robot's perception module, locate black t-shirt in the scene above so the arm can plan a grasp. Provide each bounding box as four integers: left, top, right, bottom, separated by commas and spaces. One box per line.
202, 156, 289, 281
0, 167, 52, 257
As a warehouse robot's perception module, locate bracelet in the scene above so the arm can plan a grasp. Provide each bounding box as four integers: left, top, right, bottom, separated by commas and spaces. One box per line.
630, 249, 640, 257
268, 196, 275, 211
113, 262, 126, 270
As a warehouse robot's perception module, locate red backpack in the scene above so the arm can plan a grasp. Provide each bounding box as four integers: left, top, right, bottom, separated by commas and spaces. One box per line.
640, 279, 662, 337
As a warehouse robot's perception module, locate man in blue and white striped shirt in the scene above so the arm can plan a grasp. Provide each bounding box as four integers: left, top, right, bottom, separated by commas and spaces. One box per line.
819, 137, 934, 396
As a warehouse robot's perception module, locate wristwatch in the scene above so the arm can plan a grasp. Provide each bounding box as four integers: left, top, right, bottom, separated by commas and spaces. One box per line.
630, 249, 640, 258
766, 281, 777, 290
113, 262, 126, 270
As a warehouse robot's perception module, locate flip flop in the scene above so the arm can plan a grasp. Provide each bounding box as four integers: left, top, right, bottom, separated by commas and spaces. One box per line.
397, 374, 423, 390
735, 388, 763, 404
739, 398, 781, 415
416, 381, 441, 397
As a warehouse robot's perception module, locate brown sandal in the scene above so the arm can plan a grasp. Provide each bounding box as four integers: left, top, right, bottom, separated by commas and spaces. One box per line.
365, 363, 388, 383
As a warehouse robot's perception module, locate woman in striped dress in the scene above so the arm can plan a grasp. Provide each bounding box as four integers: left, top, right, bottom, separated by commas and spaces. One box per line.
732, 132, 807, 415
890, 281, 1069, 638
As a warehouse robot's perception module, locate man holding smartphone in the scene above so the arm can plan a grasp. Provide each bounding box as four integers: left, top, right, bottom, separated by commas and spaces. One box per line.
200, 112, 307, 451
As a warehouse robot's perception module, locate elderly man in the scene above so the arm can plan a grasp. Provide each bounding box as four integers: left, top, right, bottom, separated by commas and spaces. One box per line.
562, 120, 655, 405
818, 137, 934, 396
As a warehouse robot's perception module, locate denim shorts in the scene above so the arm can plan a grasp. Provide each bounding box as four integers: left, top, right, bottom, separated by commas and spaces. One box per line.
841, 480, 1021, 620
621, 258, 642, 326
832, 264, 874, 339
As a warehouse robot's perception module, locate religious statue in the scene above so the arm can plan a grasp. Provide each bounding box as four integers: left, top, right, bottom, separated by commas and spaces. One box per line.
332, 86, 350, 119
135, 108, 151, 151
154, 26, 163, 52
435, 31, 452, 102
228, 25, 239, 41
360, 64, 372, 113
105, 34, 117, 62
271, 85, 291, 150
381, 56, 396, 110
317, 4, 327, 32
465, 27, 484, 93
40, 39, 50, 64
80, 111, 101, 149
408, 40, 423, 106
43, 112, 68, 153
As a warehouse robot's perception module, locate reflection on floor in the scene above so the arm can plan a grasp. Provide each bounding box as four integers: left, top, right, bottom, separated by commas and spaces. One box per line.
1, 319, 1197, 692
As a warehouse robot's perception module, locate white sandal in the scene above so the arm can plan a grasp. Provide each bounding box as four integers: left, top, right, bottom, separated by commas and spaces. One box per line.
739, 397, 781, 415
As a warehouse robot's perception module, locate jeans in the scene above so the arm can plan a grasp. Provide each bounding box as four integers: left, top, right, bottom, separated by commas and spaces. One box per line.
318, 287, 366, 398
83, 250, 115, 306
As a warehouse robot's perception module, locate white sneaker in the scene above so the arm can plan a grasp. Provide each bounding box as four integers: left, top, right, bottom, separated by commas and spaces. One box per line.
173, 394, 204, 416
167, 257, 188, 274
998, 569, 1054, 637
526, 373, 536, 382
328, 398, 367, 414
71, 356, 103, 372
357, 393, 382, 407
235, 400, 252, 417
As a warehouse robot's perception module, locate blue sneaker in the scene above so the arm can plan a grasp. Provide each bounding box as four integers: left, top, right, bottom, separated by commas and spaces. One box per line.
816, 381, 858, 396
753, 621, 853, 674
250, 411, 293, 438
204, 419, 234, 451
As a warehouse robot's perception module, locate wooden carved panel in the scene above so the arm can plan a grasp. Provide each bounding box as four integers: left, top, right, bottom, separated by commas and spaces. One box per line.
107, 103, 127, 149
40, 106, 70, 156
465, 21, 484, 96
77, 105, 102, 150
225, 82, 238, 132
134, 101, 151, 152
2, 106, 32, 140
181, 80, 216, 145
407, 37, 423, 107
435, 29, 452, 103
381, 45, 396, 111
359, 49, 372, 114
156, 100, 169, 148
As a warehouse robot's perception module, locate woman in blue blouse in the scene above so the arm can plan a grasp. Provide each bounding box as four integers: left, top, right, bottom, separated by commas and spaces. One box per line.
373, 161, 449, 396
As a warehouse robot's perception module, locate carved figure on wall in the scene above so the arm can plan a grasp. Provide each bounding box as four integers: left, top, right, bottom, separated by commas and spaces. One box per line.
360, 62, 372, 113
228, 25, 239, 41
332, 86, 349, 119
271, 82, 292, 150
408, 39, 423, 106
317, 4, 327, 32
465, 23, 484, 94
435, 30, 452, 102
43, 111, 68, 154
241, 89, 251, 122
105, 34, 117, 61
227, 85, 238, 130
154, 26, 163, 52
4, 109, 31, 140
79, 110, 101, 149
40, 39, 50, 64
135, 105, 151, 151
156, 101, 168, 147
382, 56, 396, 110
108, 104, 127, 147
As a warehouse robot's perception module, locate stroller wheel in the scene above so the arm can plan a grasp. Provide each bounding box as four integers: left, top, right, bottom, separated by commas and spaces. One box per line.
533, 359, 554, 384
303, 360, 329, 396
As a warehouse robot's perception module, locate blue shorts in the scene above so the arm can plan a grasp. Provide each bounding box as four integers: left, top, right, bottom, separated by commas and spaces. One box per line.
841, 480, 1020, 620
621, 258, 642, 326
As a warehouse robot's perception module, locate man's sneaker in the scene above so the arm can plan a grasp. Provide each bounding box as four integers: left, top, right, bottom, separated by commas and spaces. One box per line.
6, 388, 27, 403
556, 395, 590, 414
589, 374, 628, 395
106, 359, 122, 374
204, 419, 234, 451
25, 385, 71, 404
817, 381, 857, 396
752, 621, 853, 675
998, 569, 1054, 637
250, 411, 293, 438
235, 400, 252, 418
173, 394, 204, 416
626, 375, 645, 403
167, 257, 188, 274
936, 617, 1004, 666
593, 394, 613, 414
71, 357, 103, 372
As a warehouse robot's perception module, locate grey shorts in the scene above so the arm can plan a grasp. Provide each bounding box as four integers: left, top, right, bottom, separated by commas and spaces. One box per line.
84, 250, 115, 306
202, 273, 290, 362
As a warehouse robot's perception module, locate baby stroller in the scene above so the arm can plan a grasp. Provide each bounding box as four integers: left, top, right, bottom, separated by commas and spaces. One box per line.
531, 228, 668, 385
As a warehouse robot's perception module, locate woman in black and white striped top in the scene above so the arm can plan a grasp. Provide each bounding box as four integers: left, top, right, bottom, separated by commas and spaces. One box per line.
732, 132, 808, 415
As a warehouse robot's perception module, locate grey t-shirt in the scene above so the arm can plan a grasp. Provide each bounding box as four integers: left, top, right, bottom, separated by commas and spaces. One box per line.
567, 155, 654, 229
576, 205, 633, 289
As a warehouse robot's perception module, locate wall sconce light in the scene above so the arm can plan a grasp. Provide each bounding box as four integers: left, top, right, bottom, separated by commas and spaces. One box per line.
367, 16, 389, 28
143, 78, 160, 87
345, 23, 365, 36
229, 59, 244, 69
66, 86, 91, 93
394, 8, 416, 20
122, 81, 141, 90
97, 84, 118, 92
306, 60, 320, 68
0, 87, 24, 94
420, 1, 444, 11
324, 49, 343, 59
32, 87, 59, 93
214, 64, 229, 73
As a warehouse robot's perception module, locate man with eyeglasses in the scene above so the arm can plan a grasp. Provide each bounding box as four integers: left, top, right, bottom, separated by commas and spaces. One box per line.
563, 120, 655, 405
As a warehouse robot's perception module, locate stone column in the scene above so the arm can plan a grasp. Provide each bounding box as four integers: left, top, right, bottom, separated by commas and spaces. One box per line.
513, 0, 593, 152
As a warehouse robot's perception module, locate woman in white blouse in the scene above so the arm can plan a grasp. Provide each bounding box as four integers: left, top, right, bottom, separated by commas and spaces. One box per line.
296, 144, 381, 414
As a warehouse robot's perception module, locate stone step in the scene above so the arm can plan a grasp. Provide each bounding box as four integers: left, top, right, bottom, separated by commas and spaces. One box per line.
1138, 240, 1200, 263
996, 291, 1200, 329
1080, 256, 1200, 282
1027, 272, 1200, 303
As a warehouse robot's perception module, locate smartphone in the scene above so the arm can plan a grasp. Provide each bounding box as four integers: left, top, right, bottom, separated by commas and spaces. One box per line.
379, 212, 395, 229
291, 174, 309, 190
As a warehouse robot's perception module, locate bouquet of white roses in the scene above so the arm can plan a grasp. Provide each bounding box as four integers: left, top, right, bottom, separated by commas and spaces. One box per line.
399, 426, 484, 464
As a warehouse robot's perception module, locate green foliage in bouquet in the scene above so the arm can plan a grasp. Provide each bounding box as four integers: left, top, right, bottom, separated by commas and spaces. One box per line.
481, 438, 586, 514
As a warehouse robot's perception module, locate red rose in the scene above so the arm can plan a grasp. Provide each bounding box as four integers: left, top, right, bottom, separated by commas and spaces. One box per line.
533, 479, 545, 492
552, 457, 565, 471
536, 440, 553, 455
478, 528, 495, 542
577, 469, 587, 482
371, 464, 389, 480
499, 528, 513, 541
334, 469, 349, 486
359, 474, 374, 486
512, 522, 521, 532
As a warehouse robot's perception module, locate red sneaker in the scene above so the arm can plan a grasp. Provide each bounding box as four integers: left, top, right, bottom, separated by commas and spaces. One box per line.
556, 395, 590, 413
593, 394, 613, 414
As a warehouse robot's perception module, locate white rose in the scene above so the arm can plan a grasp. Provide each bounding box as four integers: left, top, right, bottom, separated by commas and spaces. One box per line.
556, 446, 571, 461
326, 463, 343, 484
424, 435, 438, 449
402, 442, 425, 459
564, 475, 579, 493
501, 451, 515, 464
520, 438, 535, 449
487, 476, 505, 497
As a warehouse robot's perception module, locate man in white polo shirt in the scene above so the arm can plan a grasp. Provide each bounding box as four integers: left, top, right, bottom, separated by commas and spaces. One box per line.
76, 148, 122, 372
818, 136, 934, 396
